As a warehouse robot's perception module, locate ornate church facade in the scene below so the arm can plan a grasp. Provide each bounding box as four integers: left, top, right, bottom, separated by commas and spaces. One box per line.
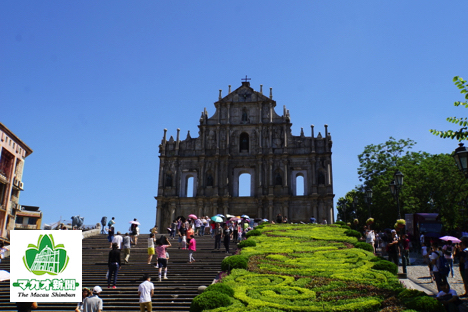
155, 80, 334, 229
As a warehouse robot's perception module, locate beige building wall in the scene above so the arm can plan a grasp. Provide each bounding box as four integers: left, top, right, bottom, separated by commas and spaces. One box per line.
155, 81, 334, 230
0, 122, 33, 239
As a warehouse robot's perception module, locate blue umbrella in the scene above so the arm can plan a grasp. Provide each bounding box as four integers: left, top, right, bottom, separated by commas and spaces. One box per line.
216, 214, 226, 218
241, 215, 250, 219
211, 216, 223, 223
262, 219, 269, 222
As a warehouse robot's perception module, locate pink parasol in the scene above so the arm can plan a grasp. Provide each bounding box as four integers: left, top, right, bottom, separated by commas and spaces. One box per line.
439, 236, 461, 243
188, 214, 198, 220
229, 217, 240, 222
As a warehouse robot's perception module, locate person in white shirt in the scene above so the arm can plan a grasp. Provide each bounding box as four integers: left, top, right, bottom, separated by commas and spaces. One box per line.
138, 274, 154, 312
112, 232, 123, 249
436, 282, 461, 311
365, 230, 375, 253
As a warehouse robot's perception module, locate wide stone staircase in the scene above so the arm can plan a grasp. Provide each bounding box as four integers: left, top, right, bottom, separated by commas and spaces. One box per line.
0, 233, 235, 311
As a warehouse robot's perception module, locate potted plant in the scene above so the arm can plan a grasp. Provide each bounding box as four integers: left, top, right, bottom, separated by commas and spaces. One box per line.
396, 219, 406, 229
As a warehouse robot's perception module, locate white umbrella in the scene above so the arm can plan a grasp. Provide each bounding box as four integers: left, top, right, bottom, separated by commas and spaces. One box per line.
0, 270, 10, 282
129, 220, 140, 225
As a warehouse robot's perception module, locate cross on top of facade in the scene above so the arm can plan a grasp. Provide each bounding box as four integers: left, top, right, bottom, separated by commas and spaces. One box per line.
241, 75, 251, 83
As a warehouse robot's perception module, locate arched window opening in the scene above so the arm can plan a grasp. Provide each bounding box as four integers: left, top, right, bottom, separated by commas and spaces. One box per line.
239, 173, 251, 197
186, 177, 194, 198
296, 175, 304, 196
239, 133, 249, 152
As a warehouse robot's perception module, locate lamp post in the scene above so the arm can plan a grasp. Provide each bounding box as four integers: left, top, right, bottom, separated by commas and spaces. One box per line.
453, 143, 468, 178
453, 143, 468, 232
390, 170, 404, 220
364, 188, 373, 218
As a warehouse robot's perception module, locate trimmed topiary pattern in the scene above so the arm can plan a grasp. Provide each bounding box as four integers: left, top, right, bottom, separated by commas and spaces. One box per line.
190, 224, 438, 311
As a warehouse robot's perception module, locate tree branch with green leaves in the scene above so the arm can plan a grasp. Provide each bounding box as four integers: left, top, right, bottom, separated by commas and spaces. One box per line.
430, 76, 468, 141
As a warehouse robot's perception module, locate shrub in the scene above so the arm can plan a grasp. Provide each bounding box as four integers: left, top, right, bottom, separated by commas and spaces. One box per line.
355, 242, 374, 252
403, 296, 445, 312
344, 229, 362, 240
398, 289, 426, 299
340, 225, 351, 230
372, 260, 398, 275
190, 291, 231, 312
221, 255, 248, 272
238, 239, 256, 248
334, 221, 345, 226
246, 229, 261, 238
205, 283, 235, 297
370, 256, 387, 262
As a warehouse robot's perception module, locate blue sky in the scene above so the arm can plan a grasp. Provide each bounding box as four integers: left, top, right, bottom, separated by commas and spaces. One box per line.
1, 1, 468, 234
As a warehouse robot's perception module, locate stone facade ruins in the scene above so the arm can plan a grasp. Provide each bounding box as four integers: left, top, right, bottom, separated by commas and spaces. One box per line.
155, 81, 334, 229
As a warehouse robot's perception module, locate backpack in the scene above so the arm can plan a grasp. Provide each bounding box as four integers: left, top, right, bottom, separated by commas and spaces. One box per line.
131, 223, 137, 231
436, 251, 450, 276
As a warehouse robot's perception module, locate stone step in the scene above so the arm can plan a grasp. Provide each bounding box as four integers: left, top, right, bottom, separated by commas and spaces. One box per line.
0, 233, 235, 311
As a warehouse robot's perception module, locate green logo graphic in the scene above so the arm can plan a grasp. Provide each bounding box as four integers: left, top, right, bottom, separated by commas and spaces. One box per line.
22, 234, 69, 275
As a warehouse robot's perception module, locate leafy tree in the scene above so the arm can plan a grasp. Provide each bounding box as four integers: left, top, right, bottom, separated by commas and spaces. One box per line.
343, 138, 468, 232
430, 76, 468, 140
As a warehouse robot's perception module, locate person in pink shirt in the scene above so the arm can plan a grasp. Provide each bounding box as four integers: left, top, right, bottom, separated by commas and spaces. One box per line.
188, 235, 196, 263
155, 236, 171, 281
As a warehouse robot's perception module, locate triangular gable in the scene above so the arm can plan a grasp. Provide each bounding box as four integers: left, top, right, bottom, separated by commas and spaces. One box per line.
220, 82, 271, 102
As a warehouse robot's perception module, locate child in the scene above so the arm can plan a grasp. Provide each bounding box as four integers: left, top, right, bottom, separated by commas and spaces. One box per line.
188, 235, 196, 263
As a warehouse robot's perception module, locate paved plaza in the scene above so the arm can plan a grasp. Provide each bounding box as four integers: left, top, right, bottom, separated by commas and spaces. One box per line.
398, 251, 466, 296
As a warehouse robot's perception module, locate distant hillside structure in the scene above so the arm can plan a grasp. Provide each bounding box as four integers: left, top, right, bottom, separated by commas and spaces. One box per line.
155, 79, 334, 230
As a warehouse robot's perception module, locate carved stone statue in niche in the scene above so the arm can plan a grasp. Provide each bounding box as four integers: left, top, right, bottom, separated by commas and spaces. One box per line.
208, 130, 216, 149
273, 127, 283, 148
241, 137, 248, 150
206, 174, 213, 187
318, 171, 325, 185
275, 173, 282, 186
242, 108, 248, 122
263, 129, 269, 148
165, 174, 173, 187
220, 129, 226, 149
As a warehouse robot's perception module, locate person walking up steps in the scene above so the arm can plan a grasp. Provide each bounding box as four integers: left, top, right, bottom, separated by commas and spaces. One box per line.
214, 223, 222, 250
122, 233, 132, 263
147, 233, 156, 264
178, 223, 187, 249
222, 223, 232, 254
155, 236, 171, 281
107, 243, 121, 289
138, 274, 154, 312
188, 235, 196, 263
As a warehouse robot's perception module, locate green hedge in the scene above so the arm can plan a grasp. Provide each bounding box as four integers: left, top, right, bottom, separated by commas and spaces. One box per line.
355, 242, 374, 252
190, 291, 232, 312
205, 283, 235, 297
402, 296, 445, 312
246, 229, 262, 238
372, 260, 398, 275
344, 229, 362, 239
221, 255, 248, 272
238, 239, 256, 248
